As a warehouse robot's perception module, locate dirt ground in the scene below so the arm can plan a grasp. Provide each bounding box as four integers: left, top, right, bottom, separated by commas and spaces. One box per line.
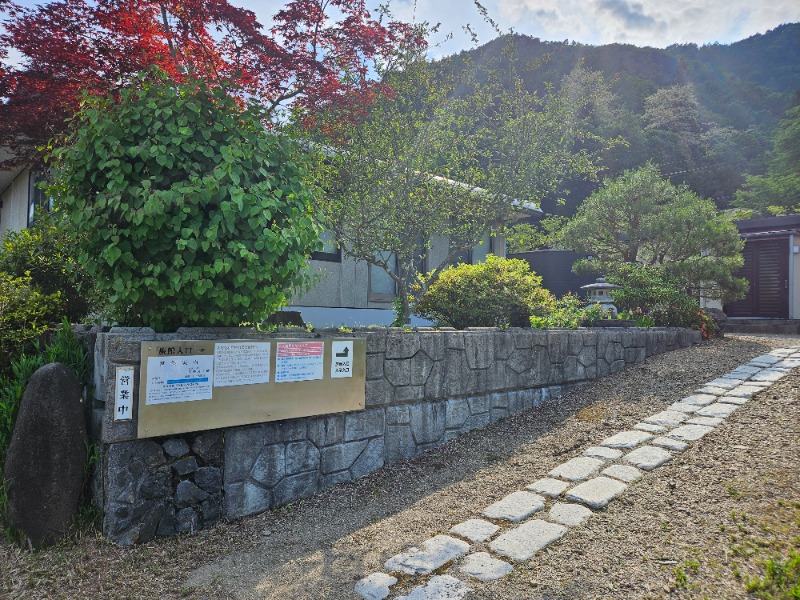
2, 333, 799, 599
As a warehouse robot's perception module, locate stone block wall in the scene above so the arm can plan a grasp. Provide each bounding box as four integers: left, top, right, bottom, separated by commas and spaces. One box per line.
92, 326, 700, 544
103, 431, 223, 544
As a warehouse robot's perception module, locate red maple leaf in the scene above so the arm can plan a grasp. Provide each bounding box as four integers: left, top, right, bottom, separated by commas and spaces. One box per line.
0, 0, 424, 165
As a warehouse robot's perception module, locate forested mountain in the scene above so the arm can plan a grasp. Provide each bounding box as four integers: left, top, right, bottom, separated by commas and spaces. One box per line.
438, 23, 800, 215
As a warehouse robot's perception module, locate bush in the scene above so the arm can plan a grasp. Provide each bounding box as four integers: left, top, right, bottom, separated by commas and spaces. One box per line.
414, 255, 554, 329
608, 264, 717, 337
0, 211, 99, 322
530, 294, 606, 329
50, 72, 321, 332
0, 273, 61, 377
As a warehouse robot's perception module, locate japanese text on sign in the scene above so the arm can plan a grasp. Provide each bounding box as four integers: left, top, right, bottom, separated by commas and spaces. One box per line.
114, 366, 135, 421
214, 342, 271, 387
275, 341, 324, 383
330, 340, 354, 379
145, 354, 214, 404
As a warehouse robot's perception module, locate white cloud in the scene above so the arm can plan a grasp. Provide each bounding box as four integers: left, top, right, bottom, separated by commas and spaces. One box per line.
490, 0, 800, 47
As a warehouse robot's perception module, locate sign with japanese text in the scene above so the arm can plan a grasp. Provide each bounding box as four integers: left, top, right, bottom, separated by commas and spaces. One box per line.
145, 355, 214, 404
114, 366, 135, 421
330, 340, 354, 378
136, 338, 365, 438
275, 341, 324, 383
214, 342, 271, 387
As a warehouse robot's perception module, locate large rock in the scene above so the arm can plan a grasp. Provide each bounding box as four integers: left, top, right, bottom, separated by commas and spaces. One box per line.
4, 363, 87, 548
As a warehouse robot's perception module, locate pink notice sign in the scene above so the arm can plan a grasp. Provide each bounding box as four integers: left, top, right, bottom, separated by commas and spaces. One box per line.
275, 341, 324, 383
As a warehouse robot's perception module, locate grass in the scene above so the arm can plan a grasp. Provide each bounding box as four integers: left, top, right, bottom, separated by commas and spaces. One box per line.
673, 566, 689, 588
728, 501, 800, 599
746, 551, 800, 599
673, 558, 701, 590
575, 402, 611, 422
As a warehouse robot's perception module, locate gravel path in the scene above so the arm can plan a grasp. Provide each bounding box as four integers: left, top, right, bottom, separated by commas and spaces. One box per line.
2, 334, 799, 599
187, 334, 800, 600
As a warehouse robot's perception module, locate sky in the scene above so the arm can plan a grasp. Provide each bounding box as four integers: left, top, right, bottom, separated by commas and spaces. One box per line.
383, 0, 800, 56
2, 0, 799, 63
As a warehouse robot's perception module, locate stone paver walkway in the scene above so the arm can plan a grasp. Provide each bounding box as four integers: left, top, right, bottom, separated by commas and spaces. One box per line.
354, 347, 800, 599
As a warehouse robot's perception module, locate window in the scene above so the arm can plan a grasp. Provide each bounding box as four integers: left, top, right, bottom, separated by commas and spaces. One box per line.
27, 170, 53, 227
311, 229, 341, 262
369, 251, 397, 301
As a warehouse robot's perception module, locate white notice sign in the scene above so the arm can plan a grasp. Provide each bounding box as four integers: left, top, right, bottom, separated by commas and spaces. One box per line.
275, 341, 324, 383
146, 355, 214, 404
214, 342, 271, 387
330, 341, 354, 378
114, 365, 135, 421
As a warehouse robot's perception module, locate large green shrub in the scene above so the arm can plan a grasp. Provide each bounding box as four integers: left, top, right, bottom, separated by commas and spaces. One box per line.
0, 273, 60, 377
50, 73, 321, 332
0, 211, 99, 322
608, 263, 715, 335
414, 255, 554, 329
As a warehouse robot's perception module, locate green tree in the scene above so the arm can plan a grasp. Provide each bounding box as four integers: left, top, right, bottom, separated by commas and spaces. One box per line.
310, 58, 502, 324
482, 61, 609, 210
734, 104, 800, 215
506, 216, 569, 253
641, 83, 748, 204
49, 73, 321, 332
311, 47, 610, 323
643, 85, 705, 156
560, 164, 747, 302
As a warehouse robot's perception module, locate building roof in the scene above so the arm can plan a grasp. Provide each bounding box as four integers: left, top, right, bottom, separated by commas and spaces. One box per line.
734, 214, 800, 239
426, 174, 543, 219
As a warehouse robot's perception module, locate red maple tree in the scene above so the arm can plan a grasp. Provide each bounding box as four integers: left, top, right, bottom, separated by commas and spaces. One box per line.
0, 0, 423, 165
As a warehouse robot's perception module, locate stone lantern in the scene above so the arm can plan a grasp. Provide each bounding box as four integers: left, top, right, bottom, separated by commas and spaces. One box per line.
581, 277, 622, 318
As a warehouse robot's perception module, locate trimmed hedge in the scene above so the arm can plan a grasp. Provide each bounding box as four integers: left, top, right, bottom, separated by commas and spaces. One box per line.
415, 255, 554, 329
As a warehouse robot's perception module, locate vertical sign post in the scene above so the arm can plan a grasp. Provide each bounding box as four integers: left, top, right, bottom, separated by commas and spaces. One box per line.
114, 366, 135, 421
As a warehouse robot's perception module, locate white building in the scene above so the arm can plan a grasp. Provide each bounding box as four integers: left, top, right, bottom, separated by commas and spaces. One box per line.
0, 159, 46, 237
1, 164, 538, 327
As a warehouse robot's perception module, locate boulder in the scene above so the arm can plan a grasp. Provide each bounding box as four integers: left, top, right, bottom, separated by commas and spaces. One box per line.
4, 362, 87, 548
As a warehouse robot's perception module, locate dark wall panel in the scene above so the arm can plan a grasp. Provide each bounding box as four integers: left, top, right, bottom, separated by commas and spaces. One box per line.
509, 250, 599, 298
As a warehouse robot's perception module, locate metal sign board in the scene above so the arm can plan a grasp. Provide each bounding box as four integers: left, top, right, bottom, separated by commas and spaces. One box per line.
137, 338, 366, 438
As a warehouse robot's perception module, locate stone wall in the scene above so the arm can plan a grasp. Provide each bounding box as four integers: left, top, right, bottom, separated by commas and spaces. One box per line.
92, 326, 700, 544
